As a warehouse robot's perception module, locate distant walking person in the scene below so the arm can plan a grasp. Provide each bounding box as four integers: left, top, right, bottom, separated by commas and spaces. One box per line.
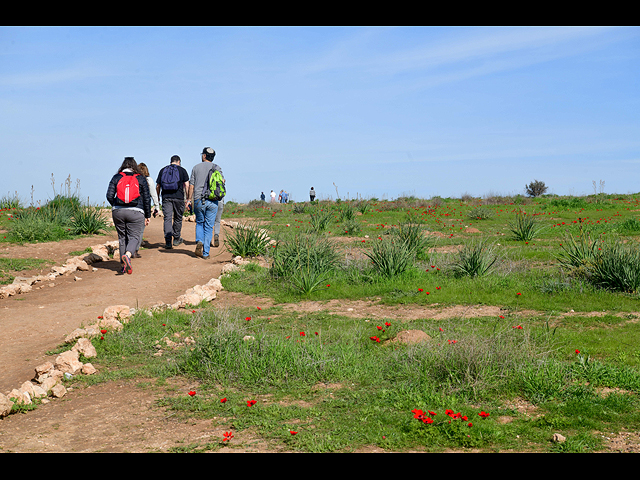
134, 163, 160, 258
260, 192, 265, 202
309, 187, 315, 202
270, 190, 276, 203
106, 157, 151, 275
187, 147, 225, 259
156, 155, 190, 249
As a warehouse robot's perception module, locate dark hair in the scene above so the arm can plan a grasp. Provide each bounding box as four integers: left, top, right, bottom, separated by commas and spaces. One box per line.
118, 157, 140, 174
171, 155, 181, 164
138, 162, 150, 177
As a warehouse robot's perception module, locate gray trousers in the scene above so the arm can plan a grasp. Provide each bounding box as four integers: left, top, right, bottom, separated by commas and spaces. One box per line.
112, 208, 145, 259
162, 197, 185, 241
214, 200, 224, 236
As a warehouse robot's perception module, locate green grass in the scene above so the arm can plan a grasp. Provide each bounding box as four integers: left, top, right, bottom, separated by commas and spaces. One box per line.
65, 304, 640, 452
26, 193, 640, 452
0, 257, 53, 284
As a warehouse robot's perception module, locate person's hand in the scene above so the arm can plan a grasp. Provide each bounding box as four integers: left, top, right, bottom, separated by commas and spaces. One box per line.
145, 218, 150, 226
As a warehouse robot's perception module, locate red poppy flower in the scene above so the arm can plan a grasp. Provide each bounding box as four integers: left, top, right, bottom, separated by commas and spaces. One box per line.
468, 422, 473, 427
162, 324, 166, 326
257, 307, 261, 310
220, 397, 227, 403
290, 430, 298, 435
439, 327, 443, 332
478, 411, 490, 418
100, 329, 107, 334
516, 292, 521, 296
428, 411, 436, 416
300, 332, 305, 336
425, 292, 430, 295
575, 349, 580, 354
315, 332, 319, 335
326, 284, 330, 287
188, 391, 196, 397
223, 431, 234, 441
385, 322, 391, 327
423, 417, 434, 424
376, 326, 383, 330
247, 400, 257, 407
370, 336, 381, 343
100, 336, 104, 340
418, 288, 423, 292
246, 317, 251, 321
97, 316, 103, 319
192, 310, 196, 313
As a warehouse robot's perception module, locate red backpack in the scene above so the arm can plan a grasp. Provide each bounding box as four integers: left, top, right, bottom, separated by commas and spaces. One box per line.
116, 172, 141, 204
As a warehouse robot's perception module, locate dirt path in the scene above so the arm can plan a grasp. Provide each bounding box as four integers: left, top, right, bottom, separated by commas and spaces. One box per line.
0, 215, 232, 395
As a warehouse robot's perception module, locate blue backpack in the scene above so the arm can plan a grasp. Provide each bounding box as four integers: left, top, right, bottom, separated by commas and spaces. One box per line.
160, 164, 180, 192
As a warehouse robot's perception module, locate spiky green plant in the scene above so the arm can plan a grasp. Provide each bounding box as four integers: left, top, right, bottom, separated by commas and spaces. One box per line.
225, 222, 271, 257
451, 239, 498, 278
508, 211, 544, 242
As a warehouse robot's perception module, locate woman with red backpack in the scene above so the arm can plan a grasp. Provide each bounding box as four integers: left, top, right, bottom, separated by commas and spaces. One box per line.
106, 157, 152, 275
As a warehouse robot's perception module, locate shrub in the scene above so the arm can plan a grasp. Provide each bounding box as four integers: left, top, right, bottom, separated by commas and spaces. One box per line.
71, 206, 110, 235
618, 217, 640, 233
555, 232, 602, 277
342, 219, 361, 236
364, 237, 415, 278
339, 203, 356, 221
508, 211, 544, 242
466, 206, 494, 220
525, 180, 548, 197
270, 233, 339, 280
225, 223, 271, 257
292, 203, 307, 215
451, 239, 498, 278
0, 193, 22, 210
587, 240, 640, 293
308, 208, 332, 233
390, 219, 434, 261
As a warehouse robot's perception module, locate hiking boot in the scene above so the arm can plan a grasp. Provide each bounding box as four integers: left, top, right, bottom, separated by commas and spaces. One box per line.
195, 241, 203, 258
202, 255, 210, 260
173, 237, 184, 247
214, 235, 219, 247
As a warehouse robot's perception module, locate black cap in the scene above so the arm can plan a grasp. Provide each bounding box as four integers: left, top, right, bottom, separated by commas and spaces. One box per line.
202, 147, 216, 160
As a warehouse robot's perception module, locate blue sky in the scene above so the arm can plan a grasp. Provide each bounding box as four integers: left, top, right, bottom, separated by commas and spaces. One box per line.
1, 26, 639, 205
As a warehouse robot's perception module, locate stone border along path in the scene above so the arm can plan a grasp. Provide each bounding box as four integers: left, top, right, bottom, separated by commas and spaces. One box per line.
0, 220, 266, 419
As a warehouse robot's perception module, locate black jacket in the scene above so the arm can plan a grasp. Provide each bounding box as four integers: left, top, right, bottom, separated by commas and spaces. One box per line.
106, 171, 152, 218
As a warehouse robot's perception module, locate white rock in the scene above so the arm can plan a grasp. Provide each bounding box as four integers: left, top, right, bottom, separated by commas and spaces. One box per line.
54, 350, 83, 375
51, 384, 67, 398
81, 363, 97, 375
0, 393, 14, 417
72, 337, 97, 358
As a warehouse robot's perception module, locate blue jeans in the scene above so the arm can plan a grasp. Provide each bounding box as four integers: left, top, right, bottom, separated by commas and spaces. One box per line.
193, 198, 218, 257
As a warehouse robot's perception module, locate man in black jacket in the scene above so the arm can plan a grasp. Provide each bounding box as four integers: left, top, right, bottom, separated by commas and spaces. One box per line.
106, 157, 151, 274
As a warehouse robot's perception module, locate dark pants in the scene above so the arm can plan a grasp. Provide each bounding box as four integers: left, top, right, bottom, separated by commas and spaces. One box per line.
112, 208, 145, 259
162, 197, 185, 242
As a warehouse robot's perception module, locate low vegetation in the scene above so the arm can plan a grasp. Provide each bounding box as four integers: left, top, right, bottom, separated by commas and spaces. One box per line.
19, 190, 640, 452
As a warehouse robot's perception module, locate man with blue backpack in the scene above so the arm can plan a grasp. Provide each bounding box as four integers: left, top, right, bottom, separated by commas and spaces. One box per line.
187, 147, 226, 259
156, 155, 190, 250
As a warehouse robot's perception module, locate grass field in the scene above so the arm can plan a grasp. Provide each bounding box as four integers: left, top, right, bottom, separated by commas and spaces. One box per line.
51, 192, 640, 451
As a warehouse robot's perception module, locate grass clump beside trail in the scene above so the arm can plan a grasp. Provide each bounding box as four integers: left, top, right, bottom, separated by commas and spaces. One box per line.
5, 194, 111, 244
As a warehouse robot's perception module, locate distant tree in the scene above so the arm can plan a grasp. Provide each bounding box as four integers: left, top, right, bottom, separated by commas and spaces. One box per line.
525, 180, 548, 197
